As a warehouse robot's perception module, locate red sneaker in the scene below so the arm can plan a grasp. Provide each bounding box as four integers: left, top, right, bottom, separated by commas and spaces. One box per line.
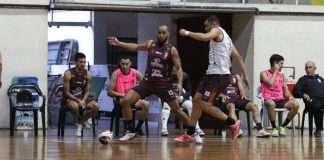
174, 133, 195, 143
230, 120, 241, 140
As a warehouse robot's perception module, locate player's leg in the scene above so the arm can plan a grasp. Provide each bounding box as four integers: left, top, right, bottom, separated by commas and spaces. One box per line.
134, 99, 150, 136
160, 102, 171, 136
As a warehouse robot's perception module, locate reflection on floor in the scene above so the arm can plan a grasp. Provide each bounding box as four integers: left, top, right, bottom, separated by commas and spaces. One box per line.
1, 126, 324, 160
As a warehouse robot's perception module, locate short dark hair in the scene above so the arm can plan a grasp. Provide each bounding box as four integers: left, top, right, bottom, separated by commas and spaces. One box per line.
119, 56, 132, 62
74, 52, 86, 62
269, 54, 284, 67
206, 15, 220, 24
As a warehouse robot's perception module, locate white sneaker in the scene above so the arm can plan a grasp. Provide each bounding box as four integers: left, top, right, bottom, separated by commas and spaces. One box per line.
194, 133, 203, 144
196, 129, 205, 136
76, 124, 83, 137
119, 131, 136, 142
161, 131, 169, 136
83, 119, 92, 129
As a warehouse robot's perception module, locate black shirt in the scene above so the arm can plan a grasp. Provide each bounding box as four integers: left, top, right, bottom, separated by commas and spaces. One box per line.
293, 74, 324, 99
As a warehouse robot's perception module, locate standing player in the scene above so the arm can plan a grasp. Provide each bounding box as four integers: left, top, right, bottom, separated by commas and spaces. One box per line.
107, 25, 193, 142
175, 15, 250, 143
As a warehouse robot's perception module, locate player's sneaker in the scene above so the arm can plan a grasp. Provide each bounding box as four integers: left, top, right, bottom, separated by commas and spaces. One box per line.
279, 126, 287, 136
256, 129, 271, 138
271, 128, 279, 137
194, 133, 203, 144
119, 131, 136, 142
174, 133, 195, 143
83, 119, 92, 129
161, 131, 169, 136
76, 123, 83, 137
196, 129, 205, 137
237, 129, 244, 138
230, 120, 241, 140
135, 128, 146, 137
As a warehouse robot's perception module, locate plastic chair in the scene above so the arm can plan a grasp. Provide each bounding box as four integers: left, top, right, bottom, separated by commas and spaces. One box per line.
7, 84, 46, 137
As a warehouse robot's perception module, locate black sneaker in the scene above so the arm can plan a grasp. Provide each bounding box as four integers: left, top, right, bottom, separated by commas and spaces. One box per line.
135, 128, 146, 137
314, 130, 322, 137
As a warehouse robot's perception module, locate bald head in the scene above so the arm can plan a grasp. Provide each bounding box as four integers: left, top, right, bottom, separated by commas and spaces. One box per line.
158, 25, 169, 31
305, 61, 316, 76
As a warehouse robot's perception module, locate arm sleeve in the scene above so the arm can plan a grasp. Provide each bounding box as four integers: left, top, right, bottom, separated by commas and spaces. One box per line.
292, 77, 305, 98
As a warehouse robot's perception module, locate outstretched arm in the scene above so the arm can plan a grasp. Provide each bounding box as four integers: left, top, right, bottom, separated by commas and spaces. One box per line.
107, 36, 152, 52
231, 45, 250, 88
179, 28, 218, 42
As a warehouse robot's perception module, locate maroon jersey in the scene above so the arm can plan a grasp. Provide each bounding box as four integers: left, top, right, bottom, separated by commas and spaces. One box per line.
144, 41, 173, 85
69, 67, 88, 99
225, 74, 240, 99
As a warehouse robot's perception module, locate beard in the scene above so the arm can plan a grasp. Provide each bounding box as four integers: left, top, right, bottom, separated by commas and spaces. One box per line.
157, 37, 168, 46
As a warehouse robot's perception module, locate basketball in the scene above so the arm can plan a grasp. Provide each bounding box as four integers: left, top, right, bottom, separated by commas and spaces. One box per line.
98, 130, 113, 145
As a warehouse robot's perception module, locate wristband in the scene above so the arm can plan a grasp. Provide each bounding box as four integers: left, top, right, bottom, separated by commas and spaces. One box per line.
185, 31, 190, 36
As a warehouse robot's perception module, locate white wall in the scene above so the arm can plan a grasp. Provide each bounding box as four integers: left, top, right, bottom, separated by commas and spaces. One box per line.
254, 15, 324, 127
0, 9, 48, 128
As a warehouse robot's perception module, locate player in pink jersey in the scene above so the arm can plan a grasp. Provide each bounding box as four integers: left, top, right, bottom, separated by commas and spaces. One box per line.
108, 57, 149, 137
260, 54, 299, 137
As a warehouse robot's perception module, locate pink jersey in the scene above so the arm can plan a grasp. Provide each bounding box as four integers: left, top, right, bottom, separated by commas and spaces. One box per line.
115, 68, 137, 94
261, 70, 285, 101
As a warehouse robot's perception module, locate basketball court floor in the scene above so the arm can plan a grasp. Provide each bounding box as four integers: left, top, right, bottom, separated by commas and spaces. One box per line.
1, 123, 323, 160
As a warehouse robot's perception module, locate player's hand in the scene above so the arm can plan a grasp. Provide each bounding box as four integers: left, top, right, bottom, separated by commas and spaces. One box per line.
220, 94, 230, 102
107, 36, 119, 46
274, 63, 280, 72
242, 96, 250, 100
78, 99, 86, 109
303, 93, 311, 101
179, 29, 187, 37
177, 84, 183, 95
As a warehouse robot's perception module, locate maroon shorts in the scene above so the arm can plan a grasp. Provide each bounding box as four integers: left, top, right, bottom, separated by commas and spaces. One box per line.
197, 74, 231, 103
132, 80, 176, 102
224, 98, 252, 110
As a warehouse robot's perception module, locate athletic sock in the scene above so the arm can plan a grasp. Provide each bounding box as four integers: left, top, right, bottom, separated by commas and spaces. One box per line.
187, 127, 196, 136
281, 118, 291, 127
135, 120, 144, 131
226, 117, 236, 126
256, 123, 263, 131
271, 121, 277, 129
124, 120, 135, 133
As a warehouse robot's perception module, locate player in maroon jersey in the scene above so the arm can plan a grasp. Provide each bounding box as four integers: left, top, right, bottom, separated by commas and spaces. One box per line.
107, 25, 192, 142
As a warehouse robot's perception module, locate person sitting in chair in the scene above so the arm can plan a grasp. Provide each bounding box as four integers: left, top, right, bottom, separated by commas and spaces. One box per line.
63, 52, 99, 137
260, 54, 299, 137
293, 61, 324, 137
107, 57, 149, 137
219, 73, 271, 137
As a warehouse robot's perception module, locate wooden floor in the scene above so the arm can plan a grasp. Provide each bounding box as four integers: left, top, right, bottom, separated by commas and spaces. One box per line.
1, 128, 324, 160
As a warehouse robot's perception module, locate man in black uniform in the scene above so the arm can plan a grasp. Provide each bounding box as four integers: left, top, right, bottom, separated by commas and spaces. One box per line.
107, 25, 192, 142
293, 61, 324, 137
